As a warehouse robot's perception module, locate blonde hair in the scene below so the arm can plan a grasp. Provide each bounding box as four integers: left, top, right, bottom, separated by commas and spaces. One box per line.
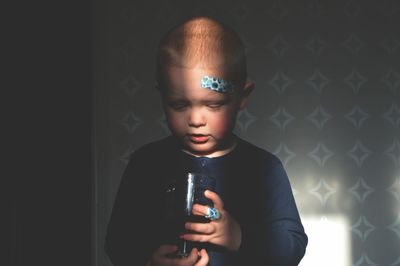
156, 16, 247, 88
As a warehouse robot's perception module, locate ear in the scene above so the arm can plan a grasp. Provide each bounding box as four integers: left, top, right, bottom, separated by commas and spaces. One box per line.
239, 81, 255, 110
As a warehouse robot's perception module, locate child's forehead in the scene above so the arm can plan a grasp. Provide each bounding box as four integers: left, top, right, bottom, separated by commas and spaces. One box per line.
165, 64, 227, 77
162, 76, 231, 100
162, 65, 233, 90
164, 66, 235, 96
164, 85, 231, 100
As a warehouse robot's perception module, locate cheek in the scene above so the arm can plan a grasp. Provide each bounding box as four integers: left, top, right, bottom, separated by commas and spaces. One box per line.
165, 111, 185, 133
210, 111, 237, 134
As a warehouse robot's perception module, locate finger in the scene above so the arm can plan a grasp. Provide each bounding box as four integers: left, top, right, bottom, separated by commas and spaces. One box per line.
192, 204, 222, 222
180, 233, 211, 243
205, 190, 224, 209
185, 222, 215, 234
192, 204, 211, 216
179, 248, 200, 266
156, 247, 198, 266
194, 249, 209, 266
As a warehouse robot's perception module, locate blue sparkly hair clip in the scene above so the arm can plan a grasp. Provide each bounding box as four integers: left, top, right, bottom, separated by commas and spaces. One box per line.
201, 76, 235, 93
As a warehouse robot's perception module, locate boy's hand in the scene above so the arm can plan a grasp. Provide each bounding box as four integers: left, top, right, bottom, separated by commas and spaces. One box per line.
148, 244, 209, 266
180, 190, 242, 251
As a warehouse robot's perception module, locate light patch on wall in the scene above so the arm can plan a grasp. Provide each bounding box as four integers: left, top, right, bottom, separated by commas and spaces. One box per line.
299, 215, 351, 266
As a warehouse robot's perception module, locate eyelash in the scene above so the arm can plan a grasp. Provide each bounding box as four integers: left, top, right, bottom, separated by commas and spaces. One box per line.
207, 103, 223, 109
169, 103, 188, 110
167, 102, 226, 111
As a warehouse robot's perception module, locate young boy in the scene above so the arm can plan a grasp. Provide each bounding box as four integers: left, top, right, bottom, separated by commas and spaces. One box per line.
105, 16, 307, 266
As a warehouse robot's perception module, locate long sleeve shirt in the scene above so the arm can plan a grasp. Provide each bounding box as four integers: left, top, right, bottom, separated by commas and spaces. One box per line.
104, 136, 308, 266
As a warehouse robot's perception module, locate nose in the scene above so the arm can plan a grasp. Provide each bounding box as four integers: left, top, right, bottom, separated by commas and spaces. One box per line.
188, 109, 206, 127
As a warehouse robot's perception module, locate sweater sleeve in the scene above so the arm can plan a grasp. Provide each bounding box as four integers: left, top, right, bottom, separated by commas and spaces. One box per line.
237, 159, 308, 266
104, 150, 160, 266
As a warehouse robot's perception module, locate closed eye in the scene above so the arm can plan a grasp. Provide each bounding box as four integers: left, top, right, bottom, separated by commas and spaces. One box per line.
206, 100, 228, 109
207, 103, 222, 109
167, 101, 189, 111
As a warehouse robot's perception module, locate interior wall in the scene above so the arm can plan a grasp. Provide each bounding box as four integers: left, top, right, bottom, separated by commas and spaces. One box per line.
93, 1, 400, 265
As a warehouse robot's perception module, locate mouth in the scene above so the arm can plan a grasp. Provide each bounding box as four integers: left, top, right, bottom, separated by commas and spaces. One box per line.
188, 134, 209, 144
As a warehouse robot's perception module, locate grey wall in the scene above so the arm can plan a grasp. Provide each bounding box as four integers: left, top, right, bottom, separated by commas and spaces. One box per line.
93, 1, 400, 265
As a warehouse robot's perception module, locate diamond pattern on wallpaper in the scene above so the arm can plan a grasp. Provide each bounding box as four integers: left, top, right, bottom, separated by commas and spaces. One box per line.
307, 105, 332, 130
119, 146, 135, 165
344, 0, 361, 17
307, 69, 330, 93
236, 108, 257, 132
381, 69, 400, 92
386, 176, 400, 201
273, 143, 296, 166
309, 178, 336, 206
381, 34, 400, 53
384, 140, 400, 166
342, 34, 365, 54
383, 104, 400, 128
354, 253, 378, 266
352, 216, 376, 242
347, 140, 372, 167
345, 105, 369, 129
241, 36, 256, 55
268, 71, 292, 94
308, 142, 334, 167
264, 0, 288, 21
121, 74, 143, 97
103, 4, 400, 265
268, 35, 289, 56
344, 68, 368, 94
304, 0, 324, 17
348, 176, 374, 203
156, 114, 170, 134
388, 213, 400, 239
119, 111, 143, 134
305, 35, 327, 56
269, 107, 294, 131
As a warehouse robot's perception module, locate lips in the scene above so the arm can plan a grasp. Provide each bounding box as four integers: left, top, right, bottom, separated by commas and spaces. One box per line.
188, 134, 209, 143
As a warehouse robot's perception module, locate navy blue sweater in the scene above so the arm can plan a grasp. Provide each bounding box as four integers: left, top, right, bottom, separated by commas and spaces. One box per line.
105, 136, 307, 266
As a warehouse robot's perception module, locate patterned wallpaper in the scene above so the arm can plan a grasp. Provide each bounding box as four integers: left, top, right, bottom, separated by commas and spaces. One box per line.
93, 0, 400, 265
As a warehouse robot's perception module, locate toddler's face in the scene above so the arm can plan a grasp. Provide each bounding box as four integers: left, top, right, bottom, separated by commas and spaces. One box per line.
160, 65, 247, 157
